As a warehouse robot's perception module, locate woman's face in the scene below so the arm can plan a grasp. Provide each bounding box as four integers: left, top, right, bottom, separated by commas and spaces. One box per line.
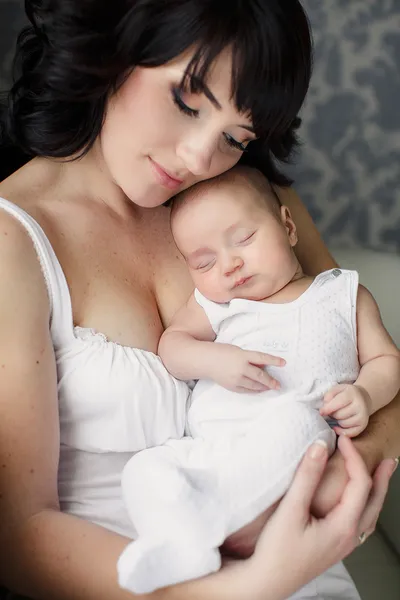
99, 49, 257, 207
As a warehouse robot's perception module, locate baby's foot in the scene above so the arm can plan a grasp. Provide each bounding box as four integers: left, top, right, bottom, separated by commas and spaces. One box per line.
118, 537, 221, 594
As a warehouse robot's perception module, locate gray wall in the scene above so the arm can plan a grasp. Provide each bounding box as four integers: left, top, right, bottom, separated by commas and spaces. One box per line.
1, 0, 399, 253
288, 0, 400, 253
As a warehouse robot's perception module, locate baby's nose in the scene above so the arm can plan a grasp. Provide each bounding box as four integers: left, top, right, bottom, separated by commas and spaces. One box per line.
224, 256, 244, 276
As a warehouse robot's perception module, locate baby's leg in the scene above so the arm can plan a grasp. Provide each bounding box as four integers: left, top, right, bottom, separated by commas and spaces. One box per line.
214, 400, 336, 542
117, 439, 227, 594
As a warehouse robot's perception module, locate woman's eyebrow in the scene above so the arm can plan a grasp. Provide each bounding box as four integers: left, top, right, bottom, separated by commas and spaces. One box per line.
190, 76, 255, 133
191, 76, 222, 110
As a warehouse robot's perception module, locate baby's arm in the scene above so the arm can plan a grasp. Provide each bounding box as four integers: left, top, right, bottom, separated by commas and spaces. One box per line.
158, 293, 217, 381
354, 285, 400, 413
159, 294, 284, 392
321, 285, 400, 436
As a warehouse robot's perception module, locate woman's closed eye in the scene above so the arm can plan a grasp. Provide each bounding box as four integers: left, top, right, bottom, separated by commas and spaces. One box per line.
172, 87, 199, 118
172, 87, 250, 153
223, 133, 248, 153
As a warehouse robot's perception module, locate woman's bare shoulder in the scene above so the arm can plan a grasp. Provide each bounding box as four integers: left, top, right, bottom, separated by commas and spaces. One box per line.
0, 187, 51, 321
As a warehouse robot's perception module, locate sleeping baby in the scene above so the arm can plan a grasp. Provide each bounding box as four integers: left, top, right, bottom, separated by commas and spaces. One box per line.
117, 166, 400, 594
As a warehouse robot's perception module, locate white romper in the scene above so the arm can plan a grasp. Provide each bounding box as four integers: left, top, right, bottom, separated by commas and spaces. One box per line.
0, 199, 361, 600
119, 270, 361, 597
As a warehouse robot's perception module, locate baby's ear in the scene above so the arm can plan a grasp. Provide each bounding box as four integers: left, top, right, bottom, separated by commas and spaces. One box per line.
280, 205, 298, 247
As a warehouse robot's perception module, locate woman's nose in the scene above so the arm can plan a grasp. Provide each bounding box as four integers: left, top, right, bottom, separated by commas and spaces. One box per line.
176, 131, 216, 176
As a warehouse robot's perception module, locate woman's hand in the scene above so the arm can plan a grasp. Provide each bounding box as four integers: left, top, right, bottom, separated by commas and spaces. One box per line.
243, 436, 395, 600
311, 431, 387, 518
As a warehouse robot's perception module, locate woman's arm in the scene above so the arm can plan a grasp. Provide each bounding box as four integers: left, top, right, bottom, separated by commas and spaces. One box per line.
0, 208, 392, 600
280, 186, 400, 514
0, 212, 254, 600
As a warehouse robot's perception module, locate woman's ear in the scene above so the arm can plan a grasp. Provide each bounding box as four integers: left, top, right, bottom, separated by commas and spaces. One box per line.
280, 205, 298, 247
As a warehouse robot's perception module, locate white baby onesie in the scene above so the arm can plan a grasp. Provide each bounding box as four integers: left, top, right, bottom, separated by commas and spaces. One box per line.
118, 269, 360, 594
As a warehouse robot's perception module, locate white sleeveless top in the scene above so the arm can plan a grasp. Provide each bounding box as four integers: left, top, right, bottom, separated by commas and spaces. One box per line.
0, 198, 189, 538
189, 269, 360, 437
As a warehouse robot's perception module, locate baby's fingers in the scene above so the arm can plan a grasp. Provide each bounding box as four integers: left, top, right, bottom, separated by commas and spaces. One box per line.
247, 351, 286, 368
246, 364, 280, 390
239, 376, 270, 393
320, 393, 351, 416
330, 406, 357, 421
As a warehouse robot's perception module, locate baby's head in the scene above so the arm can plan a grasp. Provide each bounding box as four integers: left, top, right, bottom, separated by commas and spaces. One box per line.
171, 166, 300, 303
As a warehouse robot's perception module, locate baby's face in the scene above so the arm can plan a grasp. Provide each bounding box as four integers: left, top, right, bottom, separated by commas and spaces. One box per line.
172, 183, 299, 303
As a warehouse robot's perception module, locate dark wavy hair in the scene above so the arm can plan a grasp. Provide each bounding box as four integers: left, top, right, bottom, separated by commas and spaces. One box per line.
0, 0, 312, 185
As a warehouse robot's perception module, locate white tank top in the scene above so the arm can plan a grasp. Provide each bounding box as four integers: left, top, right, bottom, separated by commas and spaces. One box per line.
0, 198, 189, 538
189, 269, 360, 437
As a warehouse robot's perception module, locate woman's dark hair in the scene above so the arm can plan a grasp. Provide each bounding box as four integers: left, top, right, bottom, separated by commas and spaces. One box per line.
0, 0, 312, 185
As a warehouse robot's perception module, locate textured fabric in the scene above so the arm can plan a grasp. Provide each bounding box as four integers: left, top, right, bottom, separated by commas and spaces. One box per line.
190, 270, 359, 437
0, 197, 189, 538
117, 270, 360, 594
119, 411, 336, 594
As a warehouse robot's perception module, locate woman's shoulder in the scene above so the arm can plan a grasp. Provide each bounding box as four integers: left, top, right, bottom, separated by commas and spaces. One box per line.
0, 181, 51, 321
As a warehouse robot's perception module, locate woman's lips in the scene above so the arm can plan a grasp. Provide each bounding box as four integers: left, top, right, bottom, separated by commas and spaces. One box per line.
149, 158, 184, 190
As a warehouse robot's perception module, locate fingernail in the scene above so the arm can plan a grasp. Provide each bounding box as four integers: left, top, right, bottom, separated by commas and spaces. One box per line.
309, 440, 328, 460
392, 457, 399, 474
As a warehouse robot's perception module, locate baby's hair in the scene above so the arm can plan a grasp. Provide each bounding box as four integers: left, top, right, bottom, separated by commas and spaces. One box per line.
171, 166, 282, 222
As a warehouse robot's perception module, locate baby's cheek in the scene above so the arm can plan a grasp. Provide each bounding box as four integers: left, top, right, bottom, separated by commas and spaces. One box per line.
197, 275, 231, 304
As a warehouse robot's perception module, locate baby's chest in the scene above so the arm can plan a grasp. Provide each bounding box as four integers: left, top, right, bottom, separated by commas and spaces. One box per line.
217, 308, 358, 381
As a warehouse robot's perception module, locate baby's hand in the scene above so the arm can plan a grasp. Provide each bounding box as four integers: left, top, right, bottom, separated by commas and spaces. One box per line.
209, 344, 285, 393
320, 384, 371, 437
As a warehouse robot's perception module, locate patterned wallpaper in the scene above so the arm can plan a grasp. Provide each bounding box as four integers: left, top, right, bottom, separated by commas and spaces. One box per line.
0, 0, 399, 252
288, 0, 400, 253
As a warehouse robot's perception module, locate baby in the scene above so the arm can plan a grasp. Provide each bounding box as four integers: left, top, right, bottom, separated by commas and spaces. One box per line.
117, 166, 400, 595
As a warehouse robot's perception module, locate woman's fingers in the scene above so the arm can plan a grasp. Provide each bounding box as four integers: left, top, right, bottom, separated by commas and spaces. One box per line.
279, 440, 329, 521
333, 425, 362, 438
357, 458, 397, 538
324, 436, 372, 533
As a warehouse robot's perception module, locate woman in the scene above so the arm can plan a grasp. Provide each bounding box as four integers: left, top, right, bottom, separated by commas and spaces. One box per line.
0, 1, 398, 599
